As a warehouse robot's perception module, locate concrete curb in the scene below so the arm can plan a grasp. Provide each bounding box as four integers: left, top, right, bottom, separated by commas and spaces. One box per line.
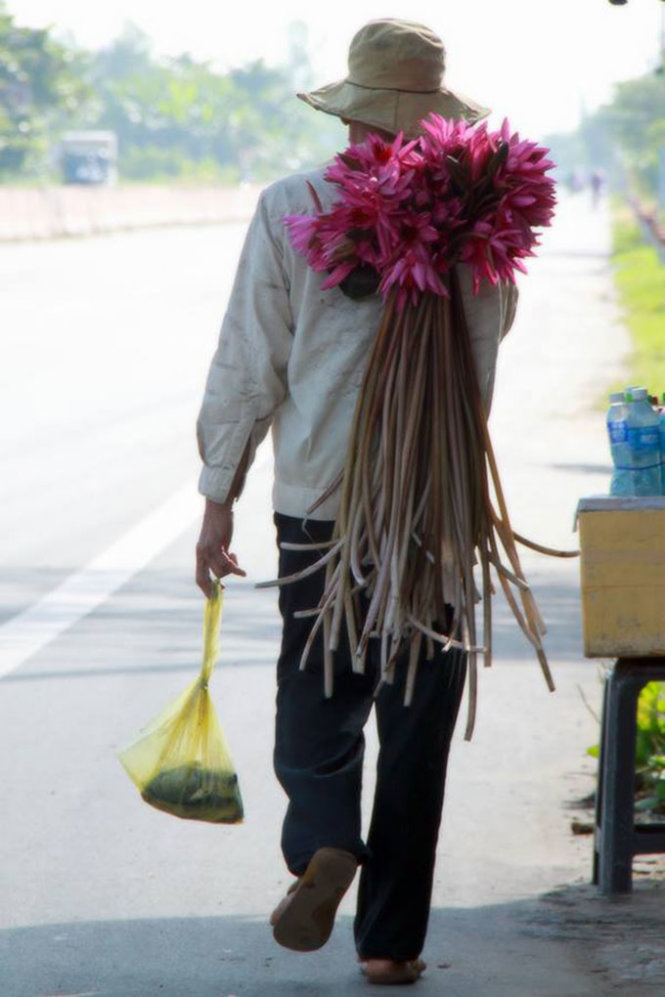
0, 183, 262, 241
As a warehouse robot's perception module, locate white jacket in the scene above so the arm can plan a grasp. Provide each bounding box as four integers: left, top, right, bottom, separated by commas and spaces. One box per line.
197, 166, 518, 519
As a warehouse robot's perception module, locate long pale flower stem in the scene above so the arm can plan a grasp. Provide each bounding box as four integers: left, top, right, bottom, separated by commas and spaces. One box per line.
259, 280, 562, 738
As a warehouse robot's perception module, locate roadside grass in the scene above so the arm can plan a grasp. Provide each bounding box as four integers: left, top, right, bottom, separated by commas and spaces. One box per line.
611, 209, 665, 395
585, 209, 665, 821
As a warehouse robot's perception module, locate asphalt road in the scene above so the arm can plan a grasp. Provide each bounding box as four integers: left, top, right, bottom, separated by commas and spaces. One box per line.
0, 196, 650, 997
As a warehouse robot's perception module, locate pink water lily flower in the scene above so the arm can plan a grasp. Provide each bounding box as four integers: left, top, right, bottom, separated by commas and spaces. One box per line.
325, 132, 417, 207
284, 214, 321, 259
380, 244, 449, 310
320, 260, 357, 290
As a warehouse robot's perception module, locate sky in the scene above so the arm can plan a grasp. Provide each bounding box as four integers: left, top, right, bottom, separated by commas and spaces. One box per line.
7, 0, 665, 138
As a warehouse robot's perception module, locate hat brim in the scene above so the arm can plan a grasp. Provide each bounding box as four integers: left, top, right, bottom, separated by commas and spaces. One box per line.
297, 79, 490, 137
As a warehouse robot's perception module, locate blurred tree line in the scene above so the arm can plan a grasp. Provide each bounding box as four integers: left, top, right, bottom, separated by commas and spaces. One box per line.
0, 5, 342, 183
544, 68, 665, 200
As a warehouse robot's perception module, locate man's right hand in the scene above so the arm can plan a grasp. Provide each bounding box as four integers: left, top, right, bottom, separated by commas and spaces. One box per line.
195, 498, 247, 598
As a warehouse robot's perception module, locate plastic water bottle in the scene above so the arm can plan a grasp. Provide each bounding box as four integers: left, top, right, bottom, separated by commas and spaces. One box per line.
607, 391, 632, 496
624, 387, 661, 496
659, 393, 665, 495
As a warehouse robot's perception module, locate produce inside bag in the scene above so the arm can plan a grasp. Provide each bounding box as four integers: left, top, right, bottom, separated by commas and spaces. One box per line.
118, 582, 243, 824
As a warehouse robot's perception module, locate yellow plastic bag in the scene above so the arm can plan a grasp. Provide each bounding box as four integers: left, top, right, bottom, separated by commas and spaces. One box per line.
118, 581, 243, 823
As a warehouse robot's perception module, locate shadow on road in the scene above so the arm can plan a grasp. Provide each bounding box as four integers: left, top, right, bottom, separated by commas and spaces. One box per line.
2, 573, 283, 683
550, 462, 613, 476
492, 574, 586, 665
2, 565, 589, 686
4, 880, 647, 997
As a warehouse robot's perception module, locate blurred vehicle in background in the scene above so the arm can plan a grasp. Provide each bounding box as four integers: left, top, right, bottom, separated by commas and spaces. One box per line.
58, 131, 118, 185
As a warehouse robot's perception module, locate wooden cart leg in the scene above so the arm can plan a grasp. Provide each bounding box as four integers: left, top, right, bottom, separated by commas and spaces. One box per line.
592, 671, 611, 886
597, 660, 640, 895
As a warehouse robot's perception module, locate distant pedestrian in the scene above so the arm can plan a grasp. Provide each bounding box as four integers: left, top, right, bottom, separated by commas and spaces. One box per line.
571, 169, 585, 194
590, 168, 606, 208
195, 18, 517, 986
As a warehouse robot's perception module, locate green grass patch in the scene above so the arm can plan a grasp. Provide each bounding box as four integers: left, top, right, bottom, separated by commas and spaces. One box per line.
611, 210, 665, 395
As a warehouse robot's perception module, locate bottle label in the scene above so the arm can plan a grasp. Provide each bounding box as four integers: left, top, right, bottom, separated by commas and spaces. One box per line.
609, 421, 628, 444
627, 427, 660, 452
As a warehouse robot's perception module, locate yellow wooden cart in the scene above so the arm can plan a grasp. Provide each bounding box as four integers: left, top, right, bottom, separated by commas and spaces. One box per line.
578, 496, 665, 894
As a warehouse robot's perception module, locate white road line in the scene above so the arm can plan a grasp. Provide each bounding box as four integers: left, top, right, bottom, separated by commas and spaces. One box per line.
0, 484, 202, 679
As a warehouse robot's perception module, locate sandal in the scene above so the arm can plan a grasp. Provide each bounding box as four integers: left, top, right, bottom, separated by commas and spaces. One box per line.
271, 847, 358, 952
361, 958, 427, 985
269, 880, 300, 926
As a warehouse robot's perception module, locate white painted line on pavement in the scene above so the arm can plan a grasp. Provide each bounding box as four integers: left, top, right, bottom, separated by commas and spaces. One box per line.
0, 483, 202, 679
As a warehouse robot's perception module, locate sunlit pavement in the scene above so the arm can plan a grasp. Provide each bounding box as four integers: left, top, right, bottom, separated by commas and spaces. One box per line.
0, 193, 653, 996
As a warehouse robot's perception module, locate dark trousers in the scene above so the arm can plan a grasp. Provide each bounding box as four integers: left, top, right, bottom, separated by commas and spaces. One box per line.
273, 513, 467, 960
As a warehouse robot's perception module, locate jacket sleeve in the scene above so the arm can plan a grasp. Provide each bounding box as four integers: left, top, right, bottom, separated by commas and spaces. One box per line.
196, 191, 293, 503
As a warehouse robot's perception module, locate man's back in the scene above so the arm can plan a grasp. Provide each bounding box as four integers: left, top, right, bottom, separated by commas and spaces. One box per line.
197, 165, 516, 520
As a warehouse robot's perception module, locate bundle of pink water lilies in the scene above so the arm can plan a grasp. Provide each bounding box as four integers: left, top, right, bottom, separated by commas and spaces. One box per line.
285, 114, 556, 310
266, 115, 569, 739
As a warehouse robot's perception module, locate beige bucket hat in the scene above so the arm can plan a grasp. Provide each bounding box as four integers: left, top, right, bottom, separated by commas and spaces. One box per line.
297, 19, 490, 138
